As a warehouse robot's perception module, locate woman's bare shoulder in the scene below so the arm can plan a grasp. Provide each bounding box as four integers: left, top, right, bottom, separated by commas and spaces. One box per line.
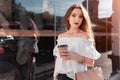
79, 31, 90, 39
58, 32, 68, 38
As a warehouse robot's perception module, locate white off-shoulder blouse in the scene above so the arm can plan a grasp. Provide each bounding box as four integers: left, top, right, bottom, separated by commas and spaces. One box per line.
53, 37, 101, 79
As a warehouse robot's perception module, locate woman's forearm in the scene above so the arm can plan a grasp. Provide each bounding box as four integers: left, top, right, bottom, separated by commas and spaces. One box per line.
76, 55, 94, 66
64, 52, 95, 66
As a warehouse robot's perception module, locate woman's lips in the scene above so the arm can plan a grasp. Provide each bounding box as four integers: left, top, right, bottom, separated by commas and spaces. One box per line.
74, 23, 79, 25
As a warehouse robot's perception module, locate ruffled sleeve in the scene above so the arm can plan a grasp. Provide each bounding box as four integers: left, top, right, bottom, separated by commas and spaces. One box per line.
53, 45, 59, 57
77, 39, 101, 60
53, 38, 67, 57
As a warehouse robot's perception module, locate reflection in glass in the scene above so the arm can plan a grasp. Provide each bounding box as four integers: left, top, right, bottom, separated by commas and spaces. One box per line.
0, 0, 120, 80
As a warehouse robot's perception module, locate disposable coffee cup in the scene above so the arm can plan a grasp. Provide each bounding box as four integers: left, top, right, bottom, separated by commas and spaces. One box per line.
58, 45, 68, 59
58, 45, 68, 50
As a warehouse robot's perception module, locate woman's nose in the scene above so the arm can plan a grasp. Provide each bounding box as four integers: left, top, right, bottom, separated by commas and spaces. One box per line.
75, 17, 80, 22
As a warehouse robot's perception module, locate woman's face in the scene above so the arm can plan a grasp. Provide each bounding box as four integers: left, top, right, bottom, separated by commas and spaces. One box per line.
68, 8, 83, 29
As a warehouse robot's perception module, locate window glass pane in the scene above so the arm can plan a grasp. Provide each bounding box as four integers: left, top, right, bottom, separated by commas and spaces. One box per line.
0, 0, 120, 80
15, 0, 54, 31
85, 1, 112, 79
83, 0, 112, 52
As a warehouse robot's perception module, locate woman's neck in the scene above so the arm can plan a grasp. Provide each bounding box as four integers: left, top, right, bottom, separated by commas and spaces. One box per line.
67, 28, 82, 34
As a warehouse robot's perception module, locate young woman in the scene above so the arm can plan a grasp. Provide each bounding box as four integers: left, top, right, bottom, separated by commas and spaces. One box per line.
53, 3, 101, 80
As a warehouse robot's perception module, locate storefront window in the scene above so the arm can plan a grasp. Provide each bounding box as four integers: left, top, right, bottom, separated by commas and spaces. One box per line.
0, 0, 120, 80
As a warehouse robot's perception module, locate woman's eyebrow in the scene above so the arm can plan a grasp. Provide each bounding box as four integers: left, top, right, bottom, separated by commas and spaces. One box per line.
79, 14, 83, 15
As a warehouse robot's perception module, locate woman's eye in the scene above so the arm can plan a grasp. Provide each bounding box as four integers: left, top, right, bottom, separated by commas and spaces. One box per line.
79, 16, 83, 18
72, 15, 76, 17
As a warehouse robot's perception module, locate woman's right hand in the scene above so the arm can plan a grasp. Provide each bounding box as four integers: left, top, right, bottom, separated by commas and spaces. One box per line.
58, 48, 70, 60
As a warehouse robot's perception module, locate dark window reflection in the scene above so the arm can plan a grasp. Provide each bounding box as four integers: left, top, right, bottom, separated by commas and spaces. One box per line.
83, 0, 112, 52
0, 0, 120, 80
